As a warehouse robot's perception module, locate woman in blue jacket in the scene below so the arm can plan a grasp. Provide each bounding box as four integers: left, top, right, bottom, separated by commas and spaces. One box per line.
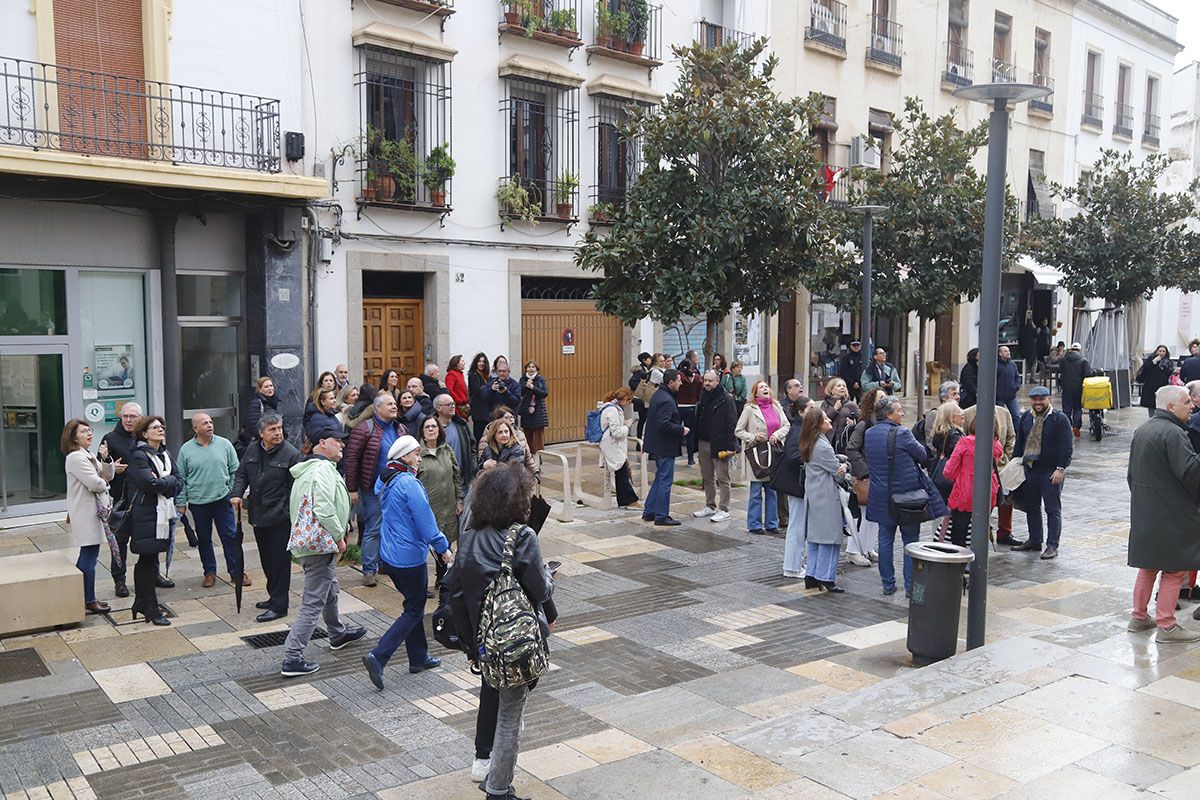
361, 435, 452, 690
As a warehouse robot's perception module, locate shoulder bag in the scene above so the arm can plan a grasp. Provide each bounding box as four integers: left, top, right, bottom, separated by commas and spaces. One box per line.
634, 378, 657, 405
930, 435, 955, 502
746, 439, 783, 481
887, 427, 932, 525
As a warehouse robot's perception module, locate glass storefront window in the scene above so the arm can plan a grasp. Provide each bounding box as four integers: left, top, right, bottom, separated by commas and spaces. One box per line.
181, 326, 241, 440
0, 351, 67, 510
177, 274, 242, 317
79, 272, 149, 428
0, 269, 67, 335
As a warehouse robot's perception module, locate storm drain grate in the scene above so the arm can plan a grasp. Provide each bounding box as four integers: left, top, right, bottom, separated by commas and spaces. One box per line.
241, 628, 327, 649
0, 648, 51, 683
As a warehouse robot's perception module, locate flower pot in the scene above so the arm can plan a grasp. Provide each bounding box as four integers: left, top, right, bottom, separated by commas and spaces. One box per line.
504, 11, 519, 25
564, 29, 579, 39
362, 187, 377, 201
557, 202, 574, 219
597, 35, 612, 48
630, 40, 645, 56
431, 189, 447, 207
373, 175, 396, 199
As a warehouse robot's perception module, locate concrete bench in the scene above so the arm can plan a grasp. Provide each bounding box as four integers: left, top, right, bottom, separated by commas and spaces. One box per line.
0, 552, 84, 636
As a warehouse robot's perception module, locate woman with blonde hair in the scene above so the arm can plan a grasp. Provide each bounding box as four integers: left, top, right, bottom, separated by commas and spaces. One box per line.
478, 407, 538, 477
336, 385, 361, 428
735, 380, 790, 534
820, 377, 859, 448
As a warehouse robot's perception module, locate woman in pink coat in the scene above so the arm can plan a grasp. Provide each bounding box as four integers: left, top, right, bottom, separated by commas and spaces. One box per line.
941, 414, 1002, 548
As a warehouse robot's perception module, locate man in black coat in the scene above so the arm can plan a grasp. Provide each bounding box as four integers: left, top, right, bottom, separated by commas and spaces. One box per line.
1011, 386, 1073, 560
231, 411, 302, 622
643, 369, 688, 526
1059, 343, 1089, 436
1180, 339, 1200, 382
101, 402, 158, 598
837, 341, 865, 402
693, 370, 737, 523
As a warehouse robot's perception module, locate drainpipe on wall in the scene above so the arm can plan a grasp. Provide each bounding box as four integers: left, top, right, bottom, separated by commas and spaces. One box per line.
303, 205, 320, 383
156, 213, 181, 451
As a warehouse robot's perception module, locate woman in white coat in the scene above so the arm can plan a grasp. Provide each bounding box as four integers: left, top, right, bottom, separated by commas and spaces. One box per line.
735, 381, 790, 534
63, 419, 120, 614
599, 388, 640, 508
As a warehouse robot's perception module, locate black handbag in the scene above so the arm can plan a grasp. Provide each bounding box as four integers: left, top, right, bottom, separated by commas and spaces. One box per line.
528, 490, 551, 533
747, 440, 782, 481
887, 427, 933, 525
930, 435, 955, 502
107, 488, 142, 539
431, 585, 463, 652
770, 432, 806, 498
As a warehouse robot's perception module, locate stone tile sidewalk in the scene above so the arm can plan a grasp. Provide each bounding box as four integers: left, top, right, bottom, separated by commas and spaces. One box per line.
2, 404, 1198, 800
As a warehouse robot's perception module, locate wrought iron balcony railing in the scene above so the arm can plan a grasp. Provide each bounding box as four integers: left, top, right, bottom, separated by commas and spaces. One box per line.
805, 0, 847, 51
1144, 112, 1161, 146
991, 58, 1017, 83
591, 1, 664, 66
1082, 90, 1103, 128
943, 41, 973, 86
1030, 70, 1054, 113
866, 16, 902, 69
818, 163, 849, 206
1113, 101, 1134, 138
501, 0, 582, 46
0, 56, 280, 172
697, 20, 754, 50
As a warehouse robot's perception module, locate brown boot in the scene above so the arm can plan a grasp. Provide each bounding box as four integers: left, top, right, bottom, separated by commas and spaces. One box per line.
236, 574, 251, 587
202, 573, 215, 588
1073, 426, 1081, 438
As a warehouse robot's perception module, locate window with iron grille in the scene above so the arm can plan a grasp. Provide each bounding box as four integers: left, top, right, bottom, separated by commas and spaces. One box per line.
356, 45, 452, 209
500, 76, 580, 220
589, 97, 644, 221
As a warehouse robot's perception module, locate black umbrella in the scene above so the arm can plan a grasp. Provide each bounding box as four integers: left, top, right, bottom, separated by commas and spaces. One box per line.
181, 513, 199, 547
233, 508, 245, 614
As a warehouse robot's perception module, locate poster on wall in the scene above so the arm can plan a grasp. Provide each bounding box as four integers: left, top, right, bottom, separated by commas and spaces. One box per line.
1, 357, 37, 407
734, 307, 760, 369
95, 345, 135, 391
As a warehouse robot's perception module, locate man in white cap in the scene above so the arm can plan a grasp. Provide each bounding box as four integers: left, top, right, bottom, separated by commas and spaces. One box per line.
280, 426, 368, 677
1059, 342, 1090, 438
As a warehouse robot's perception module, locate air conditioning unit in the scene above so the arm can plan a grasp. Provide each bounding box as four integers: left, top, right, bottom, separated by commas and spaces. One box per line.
851, 136, 881, 169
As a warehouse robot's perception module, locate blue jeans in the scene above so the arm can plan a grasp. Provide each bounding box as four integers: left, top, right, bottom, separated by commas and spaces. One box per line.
1061, 394, 1082, 428
645, 455, 676, 521
370, 562, 429, 668
1022, 468, 1063, 548
191, 498, 237, 576
359, 488, 382, 574
1002, 397, 1021, 422
747, 481, 778, 531
807, 541, 839, 583
878, 520, 921, 592
679, 406, 698, 460
76, 544, 100, 603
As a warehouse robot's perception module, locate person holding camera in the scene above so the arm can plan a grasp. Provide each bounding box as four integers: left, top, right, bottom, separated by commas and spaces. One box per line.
484, 360, 521, 417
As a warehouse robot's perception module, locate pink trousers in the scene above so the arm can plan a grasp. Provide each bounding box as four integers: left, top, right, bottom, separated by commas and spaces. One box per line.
1132, 569, 1186, 629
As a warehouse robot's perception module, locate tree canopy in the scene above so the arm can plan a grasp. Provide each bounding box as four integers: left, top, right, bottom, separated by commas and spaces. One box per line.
575, 39, 847, 358
803, 97, 1007, 323
1024, 148, 1200, 307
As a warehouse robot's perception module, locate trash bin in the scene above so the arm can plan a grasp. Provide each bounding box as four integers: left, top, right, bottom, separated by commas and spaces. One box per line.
904, 541, 975, 665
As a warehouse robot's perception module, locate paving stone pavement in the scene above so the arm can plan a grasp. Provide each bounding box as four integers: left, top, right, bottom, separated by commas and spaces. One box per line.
4, 403, 1200, 799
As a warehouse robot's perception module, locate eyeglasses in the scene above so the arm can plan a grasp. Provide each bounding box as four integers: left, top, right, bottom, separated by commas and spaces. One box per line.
147, 423, 164, 430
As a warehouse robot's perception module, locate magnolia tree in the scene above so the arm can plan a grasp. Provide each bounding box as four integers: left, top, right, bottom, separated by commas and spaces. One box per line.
576, 39, 848, 365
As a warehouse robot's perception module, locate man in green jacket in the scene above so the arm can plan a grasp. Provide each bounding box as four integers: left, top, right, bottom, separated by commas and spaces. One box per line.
1127, 384, 1200, 643
177, 413, 242, 589
861, 347, 901, 394
281, 428, 367, 677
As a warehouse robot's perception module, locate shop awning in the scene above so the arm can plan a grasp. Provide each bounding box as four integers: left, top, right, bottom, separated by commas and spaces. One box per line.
1017, 255, 1064, 289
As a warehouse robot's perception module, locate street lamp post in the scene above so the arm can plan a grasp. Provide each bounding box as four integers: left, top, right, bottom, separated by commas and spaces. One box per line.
851, 205, 887, 354
954, 80, 1051, 651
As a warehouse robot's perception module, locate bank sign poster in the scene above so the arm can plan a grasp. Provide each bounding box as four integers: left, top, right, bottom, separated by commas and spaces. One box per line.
95, 345, 135, 391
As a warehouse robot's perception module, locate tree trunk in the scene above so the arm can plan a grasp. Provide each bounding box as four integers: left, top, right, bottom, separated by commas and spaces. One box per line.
916, 316, 926, 417
703, 311, 720, 369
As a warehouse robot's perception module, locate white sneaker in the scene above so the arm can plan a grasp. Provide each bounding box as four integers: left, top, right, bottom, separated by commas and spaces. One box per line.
693, 506, 717, 518
711, 510, 731, 523
783, 568, 806, 579
848, 553, 871, 567
1156, 625, 1200, 643
470, 758, 490, 783
867, 550, 879, 563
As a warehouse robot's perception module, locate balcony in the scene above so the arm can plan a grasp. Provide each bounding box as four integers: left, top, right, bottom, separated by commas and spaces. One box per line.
1029, 71, 1054, 115
589, 2, 663, 69
1144, 112, 1161, 147
376, 0, 454, 17
942, 41, 973, 86
818, 164, 850, 206
865, 16, 902, 71
697, 20, 754, 50
1081, 90, 1103, 129
991, 58, 1017, 84
1113, 101, 1134, 139
500, 0, 582, 48
0, 56, 321, 198
805, 0, 847, 55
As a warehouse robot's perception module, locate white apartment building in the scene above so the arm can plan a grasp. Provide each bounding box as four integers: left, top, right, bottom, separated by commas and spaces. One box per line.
306, 1, 771, 445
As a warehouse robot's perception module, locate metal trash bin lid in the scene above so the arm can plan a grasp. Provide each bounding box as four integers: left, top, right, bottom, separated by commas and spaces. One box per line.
904, 541, 975, 563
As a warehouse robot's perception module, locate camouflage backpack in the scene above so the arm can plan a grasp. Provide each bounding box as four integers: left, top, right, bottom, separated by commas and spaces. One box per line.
477, 524, 550, 690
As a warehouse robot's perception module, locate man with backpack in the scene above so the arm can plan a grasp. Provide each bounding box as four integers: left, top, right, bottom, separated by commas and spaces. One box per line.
692, 370, 737, 523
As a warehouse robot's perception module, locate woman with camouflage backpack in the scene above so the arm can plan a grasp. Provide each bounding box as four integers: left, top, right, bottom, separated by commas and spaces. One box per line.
444, 464, 557, 800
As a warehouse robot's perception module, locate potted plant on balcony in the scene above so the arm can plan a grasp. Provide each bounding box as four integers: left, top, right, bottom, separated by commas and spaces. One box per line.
596, 2, 613, 48
501, 0, 520, 26
610, 10, 630, 51
555, 170, 579, 218
588, 201, 616, 223
423, 143, 455, 207
364, 126, 395, 201
549, 8, 578, 38
497, 177, 541, 224
627, 0, 648, 56
379, 135, 417, 202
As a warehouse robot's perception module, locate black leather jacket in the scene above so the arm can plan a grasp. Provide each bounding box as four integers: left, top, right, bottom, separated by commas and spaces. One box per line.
230, 440, 302, 528
443, 523, 557, 658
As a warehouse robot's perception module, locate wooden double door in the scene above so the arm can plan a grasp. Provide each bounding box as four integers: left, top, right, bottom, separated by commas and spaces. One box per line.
521, 299, 623, 444
363, 299, 424, 388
